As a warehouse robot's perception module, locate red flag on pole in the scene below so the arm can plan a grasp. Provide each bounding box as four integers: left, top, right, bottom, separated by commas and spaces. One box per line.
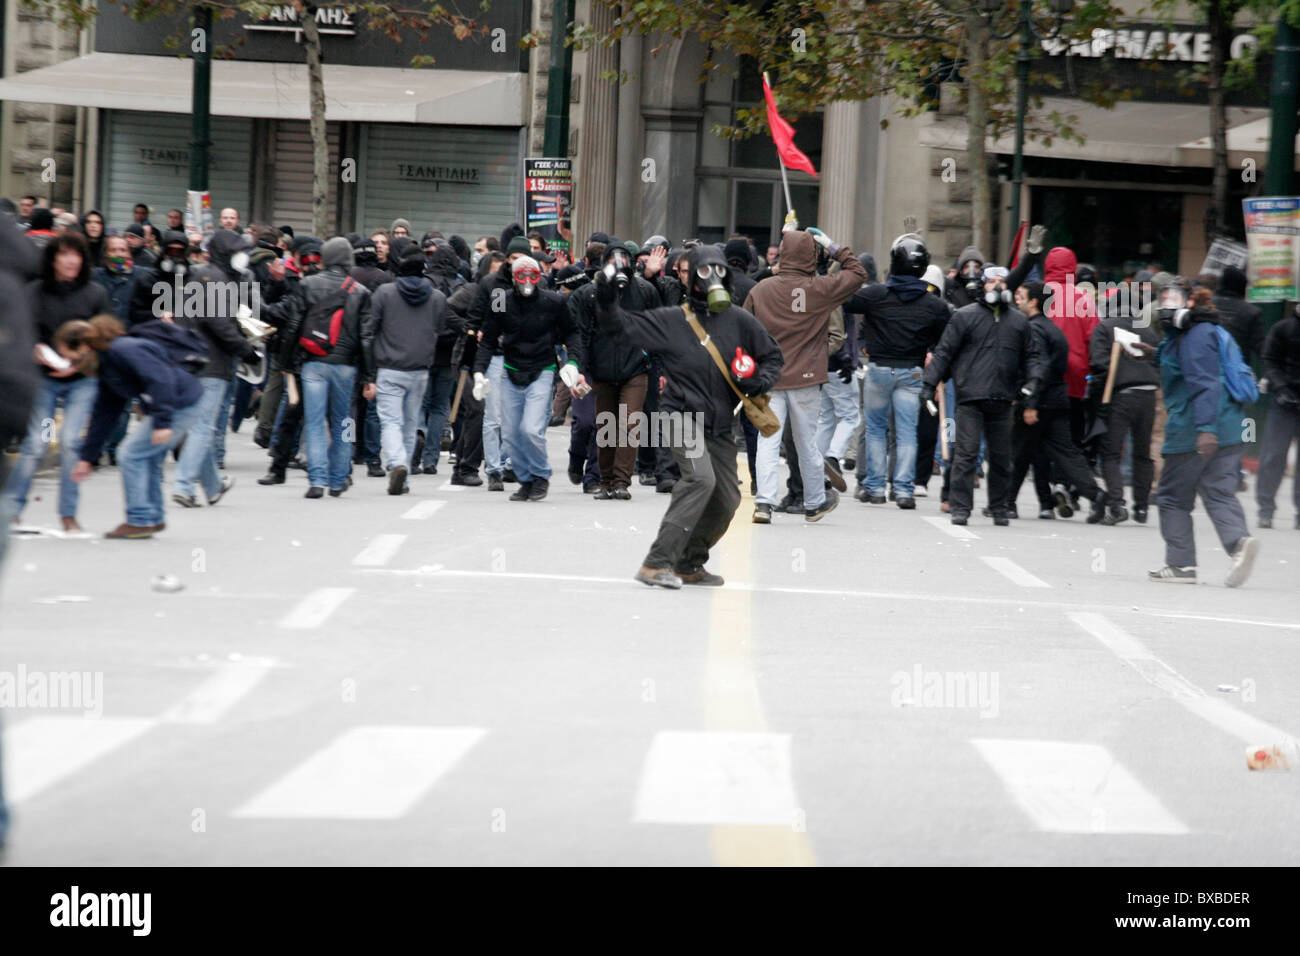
762, 73, 818, 179
1007, 220, 1027, 268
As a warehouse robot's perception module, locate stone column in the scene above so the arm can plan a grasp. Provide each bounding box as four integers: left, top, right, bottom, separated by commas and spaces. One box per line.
640, 108, 702, 244
817, 99, 861, 248
572, 1, 618, 243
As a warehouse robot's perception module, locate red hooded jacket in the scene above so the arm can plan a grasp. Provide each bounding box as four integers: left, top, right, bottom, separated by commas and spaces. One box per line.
1044, 247, 1096, 399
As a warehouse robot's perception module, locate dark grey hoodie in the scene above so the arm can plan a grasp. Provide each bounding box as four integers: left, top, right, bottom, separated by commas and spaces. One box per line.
361, 275, 447, 383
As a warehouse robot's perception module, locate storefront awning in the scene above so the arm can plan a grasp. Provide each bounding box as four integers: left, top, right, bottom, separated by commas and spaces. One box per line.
918, 96, 1292, 169
0, 52, 523, 126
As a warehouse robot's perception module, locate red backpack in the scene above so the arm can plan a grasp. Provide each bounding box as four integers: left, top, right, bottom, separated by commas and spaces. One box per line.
298, 277, 357, 357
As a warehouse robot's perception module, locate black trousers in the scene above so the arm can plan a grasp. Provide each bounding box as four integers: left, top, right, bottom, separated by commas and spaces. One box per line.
916, 398, 939, 488
1256, 399, 1300, 517
1100, 388, 1156, 509
645, 431, 741, 572
453, 390, 485, 475
949, 400, 1013, 517
636, 359, 680, 480
1009, 406, 1101, 510
270, 395, 304, 472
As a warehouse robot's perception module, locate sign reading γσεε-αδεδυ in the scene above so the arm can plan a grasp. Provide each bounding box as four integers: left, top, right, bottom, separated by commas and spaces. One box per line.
524, 158, 573, 255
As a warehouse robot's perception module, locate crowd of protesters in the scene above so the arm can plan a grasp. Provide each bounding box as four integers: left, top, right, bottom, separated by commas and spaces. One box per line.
3, 194, 1297, 591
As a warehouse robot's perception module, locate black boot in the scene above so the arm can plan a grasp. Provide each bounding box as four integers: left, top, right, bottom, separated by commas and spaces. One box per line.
527, 477, 550, 501
509, 481, 533, 501
257, 469, 286, 486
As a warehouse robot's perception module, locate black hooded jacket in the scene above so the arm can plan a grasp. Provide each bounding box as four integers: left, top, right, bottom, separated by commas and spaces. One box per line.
923, 299, 1044, 404
181, 229, 259, 380
1212, 266, 1265, 365
595, 245, 783, 436
472, 284, 581, 379
0, 216, 38, 449
569, 246, 659, 383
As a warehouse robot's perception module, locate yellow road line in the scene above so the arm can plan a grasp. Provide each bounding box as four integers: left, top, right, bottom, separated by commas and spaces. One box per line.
707, 457, 818, 867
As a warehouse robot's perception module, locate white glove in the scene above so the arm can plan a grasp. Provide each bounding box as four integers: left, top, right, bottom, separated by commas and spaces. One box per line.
472, 372, 489, 401
1026, 224, 1046, 255
558, 363, 579, 389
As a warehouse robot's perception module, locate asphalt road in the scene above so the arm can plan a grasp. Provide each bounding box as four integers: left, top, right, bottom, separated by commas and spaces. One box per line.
2, 427, 1298, 866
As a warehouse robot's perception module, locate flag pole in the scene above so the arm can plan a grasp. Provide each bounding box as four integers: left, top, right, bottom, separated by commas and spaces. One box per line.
764, 72, 797, 227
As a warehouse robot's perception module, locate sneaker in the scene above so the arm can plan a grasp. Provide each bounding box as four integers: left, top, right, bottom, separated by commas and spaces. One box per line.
1258, 514, 1273, 529
656, 478, 677, 494
452, 471, 484, 487
207, 475, 235, 506
305, 486, 325, 499
914, 485, 928, 497
1052, 484, 1074, 518
1086, 498, 1106, 524
328, 487, 346, 497
509, 482, 533, 501
635, 565, 682, 589
172, 493, 200, 508
776, 493, 804, 514
487, 473, 504, 492
1225, 536, 1260, 588
1100, 504, 1129, 526
843, 456, 856, 472
567, 462, 583, 485
752, 504, 772, 524
527, 478, 549, 501
388, 465, 408, 496
104, 523, 155, 539
638, 472, 657, 486
981, 506, 1015, 519
823, 456, 847, 492
582, 480, 601, 494
854, 487, 870, 502
866, 494, 886, 505
367, 462, 385, 478
594, 486, 614, 500
257, 470, 286, 485
992, 513, 1010, 527
253, 429, 271, 449
1149, 565, 1196, 584
1133, 507, 1148, 524
896, 497, 916, 510
805, 491, 839, 522
1038, 508, 1056, 520
612, 484, 631, 500
289, 456, 308, 470
676, 567, 725, 587
412, 430, 426, 470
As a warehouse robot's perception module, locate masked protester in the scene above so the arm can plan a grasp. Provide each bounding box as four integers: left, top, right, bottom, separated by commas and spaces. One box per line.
840, 234, 949, 508
93, 234, 137, 324
593, 244, 783, 589
1256, 303, 1300, 529
1148, 284, 1259, 586
448, 251, 505, 487
744, 228, 866, 524
471, 255, 583, 502
922, 264, 1044, 526
568, 239, 662, 498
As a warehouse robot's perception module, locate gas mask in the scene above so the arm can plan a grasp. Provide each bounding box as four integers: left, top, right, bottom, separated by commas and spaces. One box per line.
981, 266, 1012, 307
601, 248, 631, 290
961, 260, 983, 298
1155, 285, 1190, 330
159, 248, 189, 276
512, 255, 541, 298
695, 262, 731, 313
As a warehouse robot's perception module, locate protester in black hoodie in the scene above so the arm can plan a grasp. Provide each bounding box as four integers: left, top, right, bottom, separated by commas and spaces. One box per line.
943, 225, 1046, 309
362, 245, 447, 495
594, 244, 783, 588
5, 233, 109, 533
413, 244, 463, 474
1256, 306, 1300, 528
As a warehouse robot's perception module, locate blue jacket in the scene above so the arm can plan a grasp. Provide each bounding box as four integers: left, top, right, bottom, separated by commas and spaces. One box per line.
94, 267, 137, 324
1159, 313, 1244, 455
79, 337, 202, 463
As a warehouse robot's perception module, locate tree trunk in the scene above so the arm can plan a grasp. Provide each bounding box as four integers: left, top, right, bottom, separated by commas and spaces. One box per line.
1206, 0, 1231, 241
298, 2, 330, 237
964, 11, 992, 255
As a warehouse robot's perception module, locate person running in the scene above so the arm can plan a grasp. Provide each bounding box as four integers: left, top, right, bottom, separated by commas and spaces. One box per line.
593, 244, 782, 588
1149, 285, 1259, 586
65, 315, 207, 538
471, 255, 583, 502
5, 232, 109, 533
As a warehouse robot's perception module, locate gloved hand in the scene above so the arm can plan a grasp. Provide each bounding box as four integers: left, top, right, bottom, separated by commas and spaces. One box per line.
1196, 431, 1219, 457
782, 209, 800, 233
1026, 224, 1047, 255
806, 227, 840, 256
559, 362, 580, 390
920, 383, 936, 407
593, 268, 617, 307
472, 372, 490, 401
837, 365, 853, 384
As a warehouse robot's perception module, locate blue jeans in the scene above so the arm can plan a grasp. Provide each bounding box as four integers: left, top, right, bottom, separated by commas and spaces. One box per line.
484, 354, 509, 474
865, 363, 922, 498
816, 376, 860, 461
172, 377, 227, 499
420, 365, 456, 469
756, 384, 827, 510
118, 402, 206, 526
363, 395, 382, 465
301, 362, 357, 490
497, 369, 555, 482
214, 371, 237, 469
376, 368, 429, 483
4, 375, 98, 520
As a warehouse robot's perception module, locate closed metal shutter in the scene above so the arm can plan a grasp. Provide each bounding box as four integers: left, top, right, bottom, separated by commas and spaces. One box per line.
271, 120, 341, 236
100, 111, 252, 231
357, 124, 520, 239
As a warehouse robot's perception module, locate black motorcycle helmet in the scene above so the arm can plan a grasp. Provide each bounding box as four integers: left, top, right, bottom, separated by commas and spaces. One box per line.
889, 233, 930, 278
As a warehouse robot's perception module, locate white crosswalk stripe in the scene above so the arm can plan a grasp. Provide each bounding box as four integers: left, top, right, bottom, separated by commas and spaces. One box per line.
278, 587, 355, 629
352, 534, 407, 567
973, 738, 1188, 834
231, 726, 487, 820
159, 658, 277, 725
5, 716, 156, 804
401, 500, 446, 520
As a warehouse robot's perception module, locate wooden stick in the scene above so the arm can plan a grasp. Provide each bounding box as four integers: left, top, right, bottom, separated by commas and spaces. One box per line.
937, 382, 949, 462
285, 372, 299, 407
1101, 341, 1123, 405
448, 369, 469, 424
